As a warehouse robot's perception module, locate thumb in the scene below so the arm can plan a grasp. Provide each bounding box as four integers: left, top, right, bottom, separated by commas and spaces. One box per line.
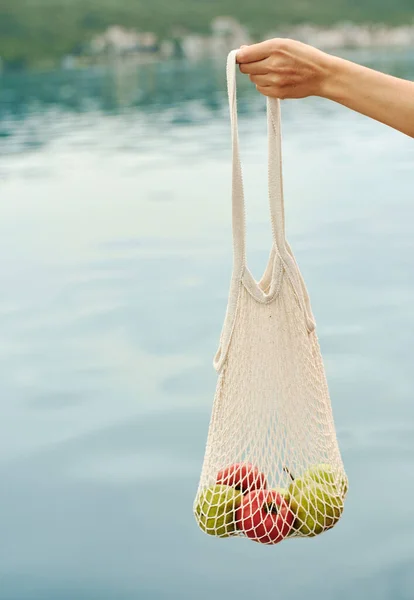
236, 45, 249, 62
237, 40, 275, 63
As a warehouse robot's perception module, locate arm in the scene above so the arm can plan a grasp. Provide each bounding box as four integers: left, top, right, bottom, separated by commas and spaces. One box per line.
237, 39, 414, 138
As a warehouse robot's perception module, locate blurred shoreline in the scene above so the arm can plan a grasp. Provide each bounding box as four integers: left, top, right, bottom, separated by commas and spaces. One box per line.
2, 19, 414, 74
63, 21, 414, 69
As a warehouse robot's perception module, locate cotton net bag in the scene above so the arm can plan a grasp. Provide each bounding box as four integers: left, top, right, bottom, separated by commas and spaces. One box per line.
193, 50, 348, 545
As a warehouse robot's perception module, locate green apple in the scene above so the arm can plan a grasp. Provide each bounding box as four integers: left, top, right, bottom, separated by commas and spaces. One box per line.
272, 486, 289, 498
194, 485, 243, 537
272, 486, 298, 510
288, 478, 344, 537
303, 464, 348, 497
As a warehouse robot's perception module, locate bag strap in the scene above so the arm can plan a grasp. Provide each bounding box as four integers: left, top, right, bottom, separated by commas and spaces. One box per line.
226, 49, 287, 276
267, 95, 287, 255
226, 49, 247, 277
226, 50, 316, 333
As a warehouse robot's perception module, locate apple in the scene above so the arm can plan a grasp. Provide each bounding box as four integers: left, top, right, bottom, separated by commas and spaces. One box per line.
288, 477, 344, 537
194, 485, 244, 537
236, 489, 294, 544
303, 464, 348, 498
216, 463, 267, 494
272, 486, 298, 513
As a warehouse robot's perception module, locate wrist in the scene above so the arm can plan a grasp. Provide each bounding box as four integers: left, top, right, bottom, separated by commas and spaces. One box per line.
318, 54, 349, 102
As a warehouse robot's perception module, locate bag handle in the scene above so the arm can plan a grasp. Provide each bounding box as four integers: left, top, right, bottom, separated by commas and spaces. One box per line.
226, 49, 287, 276
226, 50, 316, 333
226, 49, 247, 277
267, 94, 287, 255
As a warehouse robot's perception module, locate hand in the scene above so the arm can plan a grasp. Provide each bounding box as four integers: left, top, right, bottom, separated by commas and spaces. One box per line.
237, 38, 414, 137
237, 38, 335, 100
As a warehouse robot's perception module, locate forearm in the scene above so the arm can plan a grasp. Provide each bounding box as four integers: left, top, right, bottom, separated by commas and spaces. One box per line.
322, 56, 414, 138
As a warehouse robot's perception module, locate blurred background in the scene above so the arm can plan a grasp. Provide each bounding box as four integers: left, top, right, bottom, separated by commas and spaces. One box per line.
1, 1, 414, 599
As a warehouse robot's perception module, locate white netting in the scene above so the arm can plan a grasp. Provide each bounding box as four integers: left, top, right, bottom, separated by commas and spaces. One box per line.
193, 51, 348, 545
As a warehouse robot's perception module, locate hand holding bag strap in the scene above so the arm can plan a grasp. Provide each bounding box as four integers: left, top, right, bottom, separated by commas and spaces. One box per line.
227, 50, 315, 332
226, 51, 288, 273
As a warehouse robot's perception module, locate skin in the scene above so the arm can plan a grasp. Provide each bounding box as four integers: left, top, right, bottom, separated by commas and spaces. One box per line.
237, 39, 414, 138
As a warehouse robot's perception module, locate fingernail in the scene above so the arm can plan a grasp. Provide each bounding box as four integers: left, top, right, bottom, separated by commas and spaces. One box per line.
237, 46, 247, 61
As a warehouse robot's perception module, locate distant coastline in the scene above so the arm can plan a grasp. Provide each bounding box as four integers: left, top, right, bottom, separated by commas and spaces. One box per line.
2, 18, 414, 72
65, 20, 414, 69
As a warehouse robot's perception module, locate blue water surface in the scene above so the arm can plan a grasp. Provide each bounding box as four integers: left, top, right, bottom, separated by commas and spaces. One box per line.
1, 50, 414, 599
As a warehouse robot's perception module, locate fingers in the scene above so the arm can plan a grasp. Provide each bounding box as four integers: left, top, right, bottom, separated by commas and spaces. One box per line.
255, 84, 288, 99
237, 39, 277, 64
239, 59, 269, 75
249, 74, 273, 86
256, 85, 285, 99
255, 85, 273, 98
236, 39, 296, 99
249, 75, 290, 99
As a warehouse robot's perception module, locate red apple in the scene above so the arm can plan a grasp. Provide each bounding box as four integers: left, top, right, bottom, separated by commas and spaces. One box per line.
236, 489, 294, 544
216, 463, 267, 494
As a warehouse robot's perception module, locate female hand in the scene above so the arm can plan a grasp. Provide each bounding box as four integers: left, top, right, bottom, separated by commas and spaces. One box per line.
237, 38, 334, 99
237, 38, 414, 137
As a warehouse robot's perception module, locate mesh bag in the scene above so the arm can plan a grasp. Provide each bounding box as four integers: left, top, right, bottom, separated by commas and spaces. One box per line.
193, 50, 348, 545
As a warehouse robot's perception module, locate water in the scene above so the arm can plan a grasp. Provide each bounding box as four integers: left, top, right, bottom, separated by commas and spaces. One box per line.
1, 49, 414, 599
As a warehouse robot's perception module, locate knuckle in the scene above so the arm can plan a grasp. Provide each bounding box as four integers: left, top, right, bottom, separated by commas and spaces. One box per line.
281, 66, 296, 77
269, 54, 279, 69
270, 37, 283, 50
274, 37, 289, 53
270, 73, 282, 85
282, 37, 295, 50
